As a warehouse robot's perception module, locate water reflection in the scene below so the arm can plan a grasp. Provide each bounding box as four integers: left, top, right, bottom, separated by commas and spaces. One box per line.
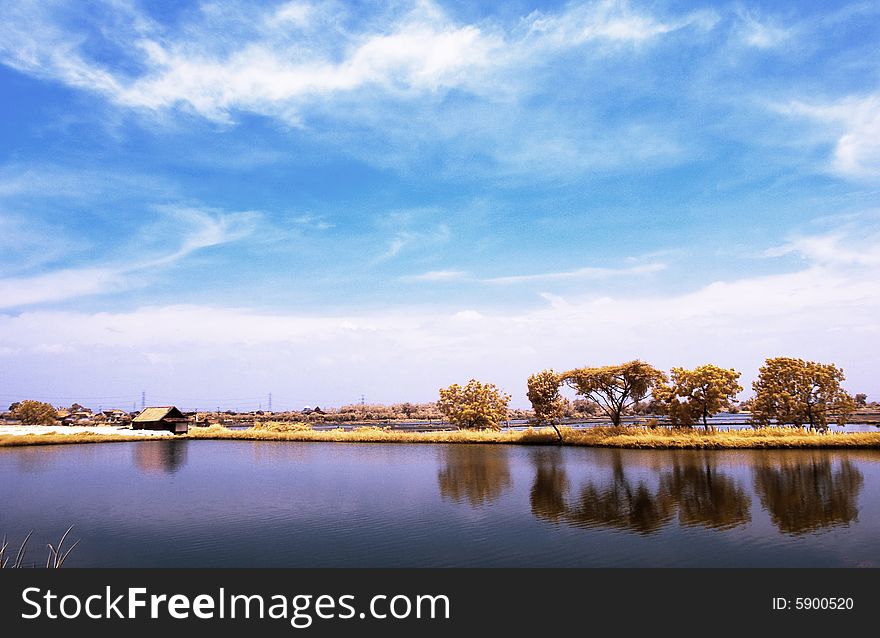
437, 445, 511, 507
529, 450, 750, 534
568, 453, 675, 534
661, 460, 751, 530
132, 440, 189, 474
753, 453, 864, 535
529, 449, 569, 522
7, 446, 58, 473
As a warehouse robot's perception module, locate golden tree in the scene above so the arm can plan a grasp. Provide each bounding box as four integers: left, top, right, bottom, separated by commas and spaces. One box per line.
751, 357, 855, 431
437, 379, 511, 430
13, 400, 58, 425
562, 360, 666, 426
654, 364, 743, 429
526, 369, 566, 441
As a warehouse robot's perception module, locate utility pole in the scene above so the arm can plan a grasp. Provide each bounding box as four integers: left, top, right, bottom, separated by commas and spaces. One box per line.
268, 392, 272, 412
141, 391, 145, 411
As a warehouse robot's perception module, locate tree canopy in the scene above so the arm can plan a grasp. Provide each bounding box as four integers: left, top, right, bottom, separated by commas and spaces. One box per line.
13, 400, 58, 425
654, 364, 742, 428
751, 358, 855, 431
437, 379, 511, 430
527, 369, 566, 441
562, 360, 666, 426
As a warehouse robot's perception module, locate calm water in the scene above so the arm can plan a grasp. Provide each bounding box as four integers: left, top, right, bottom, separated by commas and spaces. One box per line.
2, 441, 879, 567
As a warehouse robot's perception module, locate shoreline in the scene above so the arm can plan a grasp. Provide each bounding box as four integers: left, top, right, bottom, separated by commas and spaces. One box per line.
2, 424, 880, 450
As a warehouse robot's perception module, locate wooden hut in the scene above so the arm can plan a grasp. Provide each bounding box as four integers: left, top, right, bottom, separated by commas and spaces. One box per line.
132, 406, 190, 434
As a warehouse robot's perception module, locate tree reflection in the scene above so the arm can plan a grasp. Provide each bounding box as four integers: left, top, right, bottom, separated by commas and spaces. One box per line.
132, 440, 189, 474
753, 453, 864, 535
566, 453, 675, 534
661, 459, 751, 530
529, 450, 751, 534
437, 445, 512, 507
529, 448, 569, 522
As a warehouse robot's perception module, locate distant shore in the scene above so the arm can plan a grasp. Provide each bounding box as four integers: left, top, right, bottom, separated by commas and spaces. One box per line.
2, 423, 880, 449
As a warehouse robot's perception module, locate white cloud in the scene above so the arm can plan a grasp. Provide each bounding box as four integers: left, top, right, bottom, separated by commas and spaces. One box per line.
735, 9, 793, 48
481, 262, 666, 285
291, 214, 334, 231
780, 94, 880, 179
404, 270, 468, 282
524, 0, 717, 47
269, 2, 315, 29
377, 223, 451, 261
74, 1, 502, 121
0, 206, 259, 309
765, 228, 880, 267
141, 206, 260, 268
403, 261, 665, 285
0, 0, 716, 124
0, 267, 125, 308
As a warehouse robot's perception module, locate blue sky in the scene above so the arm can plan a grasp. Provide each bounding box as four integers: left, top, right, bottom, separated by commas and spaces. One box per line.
1, 0, 879, 411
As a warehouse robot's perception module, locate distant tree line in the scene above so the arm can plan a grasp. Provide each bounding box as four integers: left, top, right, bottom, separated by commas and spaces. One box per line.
3, 357, 867, 432
438, 357, 860, 434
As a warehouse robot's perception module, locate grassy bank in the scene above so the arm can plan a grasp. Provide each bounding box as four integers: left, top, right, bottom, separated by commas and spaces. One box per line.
2, 424, 880, 449
186, 424, 880, 449
0, 432, 171, 448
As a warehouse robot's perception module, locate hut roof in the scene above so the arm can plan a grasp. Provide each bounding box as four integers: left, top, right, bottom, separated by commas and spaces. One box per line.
133, 406, 186, 423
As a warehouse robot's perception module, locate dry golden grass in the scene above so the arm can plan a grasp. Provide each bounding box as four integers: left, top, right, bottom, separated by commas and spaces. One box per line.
0, 431, 170, 448
186, 424, 557, 445
2, 423, 879, 449
184, 423, 880, 449
561, 425, 880, 449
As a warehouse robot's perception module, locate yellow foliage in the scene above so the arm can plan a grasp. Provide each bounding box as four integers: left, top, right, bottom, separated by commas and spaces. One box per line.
751, 358, 855, 431
437, 379, 511, 430
654, 364, 742, 428
562, 361, 666, 426
12, 400, 58, 425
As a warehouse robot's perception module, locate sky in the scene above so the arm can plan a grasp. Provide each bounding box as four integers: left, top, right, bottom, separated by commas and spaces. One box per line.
1, 0, 879, 411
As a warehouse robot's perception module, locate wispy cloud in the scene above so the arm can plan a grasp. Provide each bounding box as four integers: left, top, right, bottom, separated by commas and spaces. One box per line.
291, 214, 334, 231
0, 267, 126, 309
141, 206, 260, 268
480, 262, 666, 285
403, 261, 666, 285
734, 8, 794, 49
403, 270, 468, 282
0, 0, 717, 124
778, 94, 880, 179
764, 225, 880, 267
376, 220, 451, 262
523, 0, 717, 48
0, 206, 259, 309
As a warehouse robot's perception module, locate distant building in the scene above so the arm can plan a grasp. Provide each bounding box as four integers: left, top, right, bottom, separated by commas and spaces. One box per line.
102, 409, 130, 425
132, 406, 190, 434
301, 406, 325, 415
58, 408, 94, 426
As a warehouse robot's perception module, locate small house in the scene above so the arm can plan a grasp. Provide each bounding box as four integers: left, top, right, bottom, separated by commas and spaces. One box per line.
132, 406, 190, 434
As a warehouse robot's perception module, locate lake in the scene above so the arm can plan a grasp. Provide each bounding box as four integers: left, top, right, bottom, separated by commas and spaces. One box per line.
2, 440, 879, 567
